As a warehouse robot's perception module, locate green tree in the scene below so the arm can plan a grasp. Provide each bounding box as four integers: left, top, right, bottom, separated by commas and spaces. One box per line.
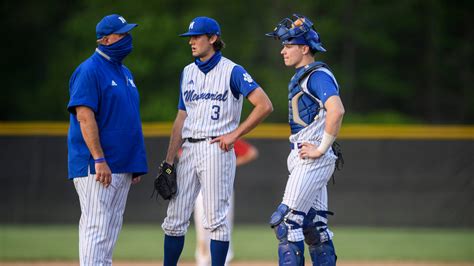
1, 0, 472, 123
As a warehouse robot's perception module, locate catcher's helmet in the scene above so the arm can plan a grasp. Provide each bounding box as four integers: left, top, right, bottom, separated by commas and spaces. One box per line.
266, 14, 326, 53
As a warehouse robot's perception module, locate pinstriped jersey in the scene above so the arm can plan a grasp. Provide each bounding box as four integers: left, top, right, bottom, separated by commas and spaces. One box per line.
180, 57, 243, 138
289, 67, 339, 145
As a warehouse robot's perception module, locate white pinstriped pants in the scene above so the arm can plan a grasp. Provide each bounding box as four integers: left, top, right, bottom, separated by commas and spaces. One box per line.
283, 148, 336, 242
162, 140, 236, 241
194, 190, 235, 265
74, 172, 132, 266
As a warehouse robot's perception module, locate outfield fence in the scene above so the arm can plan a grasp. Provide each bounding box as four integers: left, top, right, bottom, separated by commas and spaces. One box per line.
1, 123, 473, 226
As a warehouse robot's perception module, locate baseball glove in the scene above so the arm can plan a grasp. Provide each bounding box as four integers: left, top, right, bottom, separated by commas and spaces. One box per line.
152, 161, 177, 200
330, 141, 344, 184
332, 141, 344, 171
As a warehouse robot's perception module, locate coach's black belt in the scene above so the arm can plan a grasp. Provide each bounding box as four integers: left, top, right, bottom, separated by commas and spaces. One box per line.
186, 137, 216, 143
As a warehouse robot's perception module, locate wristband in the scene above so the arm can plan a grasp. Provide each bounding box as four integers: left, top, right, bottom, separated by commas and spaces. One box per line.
94, 157, 106, 163
316, 132, 336, 154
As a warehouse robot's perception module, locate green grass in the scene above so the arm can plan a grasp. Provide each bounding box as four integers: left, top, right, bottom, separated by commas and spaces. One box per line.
1, 225, 473, 262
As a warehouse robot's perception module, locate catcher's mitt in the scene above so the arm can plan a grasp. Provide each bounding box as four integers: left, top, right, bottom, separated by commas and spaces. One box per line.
152, 161, 177, 200
332, 141, 344, 171
330, 141, 344, 184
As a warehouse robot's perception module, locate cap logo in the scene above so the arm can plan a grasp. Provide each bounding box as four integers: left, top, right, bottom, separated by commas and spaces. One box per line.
189, 21, 195, 30
118, 16, 126, 24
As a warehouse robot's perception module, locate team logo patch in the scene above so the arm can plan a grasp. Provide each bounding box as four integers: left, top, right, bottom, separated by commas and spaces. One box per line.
243, 73, 253, 83
111, 80, 118, 86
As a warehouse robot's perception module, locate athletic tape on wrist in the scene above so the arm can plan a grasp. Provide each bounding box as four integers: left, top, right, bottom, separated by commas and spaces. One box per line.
317, 132, 336, 154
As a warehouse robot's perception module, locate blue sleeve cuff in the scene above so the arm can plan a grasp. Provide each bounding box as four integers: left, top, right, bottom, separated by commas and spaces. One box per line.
67, 102, 98, 115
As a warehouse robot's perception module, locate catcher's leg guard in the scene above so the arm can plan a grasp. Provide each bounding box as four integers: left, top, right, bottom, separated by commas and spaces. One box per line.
278, 240, 305, 266
308, 240, 336, 266
303, 208, 336, 266
270, 204, 305, 266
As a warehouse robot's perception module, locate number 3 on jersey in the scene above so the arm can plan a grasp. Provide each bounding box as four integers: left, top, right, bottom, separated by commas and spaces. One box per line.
211, 105, 220, 120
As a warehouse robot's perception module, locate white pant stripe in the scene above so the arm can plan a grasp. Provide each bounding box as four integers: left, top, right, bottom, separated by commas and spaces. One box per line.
162, 140, 236, 241
283, 150, 336, 242
194, 190, 235, 265
74, 172, 132, 266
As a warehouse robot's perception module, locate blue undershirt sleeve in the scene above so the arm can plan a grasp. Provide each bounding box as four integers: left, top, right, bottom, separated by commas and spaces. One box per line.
307, 71, 339, 105
230, 65, 260, 99
178, 71, 186, 111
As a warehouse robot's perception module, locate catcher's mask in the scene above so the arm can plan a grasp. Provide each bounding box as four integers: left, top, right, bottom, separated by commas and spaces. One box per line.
265, 14, 326, 53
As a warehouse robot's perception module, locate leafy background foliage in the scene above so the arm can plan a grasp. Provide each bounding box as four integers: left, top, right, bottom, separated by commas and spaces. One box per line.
2, 0, 473, 123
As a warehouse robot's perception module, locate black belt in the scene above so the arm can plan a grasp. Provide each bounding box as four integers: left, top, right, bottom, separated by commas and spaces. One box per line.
186, 137, 216, 143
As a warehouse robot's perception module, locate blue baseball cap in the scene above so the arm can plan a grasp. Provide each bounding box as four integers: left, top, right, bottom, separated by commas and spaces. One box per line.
180, 17, 221, 37
282, 31, 326, 52
96, 14, 138, 39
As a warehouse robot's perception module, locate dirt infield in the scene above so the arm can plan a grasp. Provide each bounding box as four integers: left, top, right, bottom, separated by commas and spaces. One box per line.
1, 262, 472, 266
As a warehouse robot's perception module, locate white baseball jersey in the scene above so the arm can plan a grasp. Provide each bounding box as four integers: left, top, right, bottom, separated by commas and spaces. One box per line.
180, 57, 242, 138
282, 67, 339, 242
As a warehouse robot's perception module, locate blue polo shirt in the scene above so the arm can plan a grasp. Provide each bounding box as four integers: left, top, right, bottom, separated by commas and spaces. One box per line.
67, 51, 148, 179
